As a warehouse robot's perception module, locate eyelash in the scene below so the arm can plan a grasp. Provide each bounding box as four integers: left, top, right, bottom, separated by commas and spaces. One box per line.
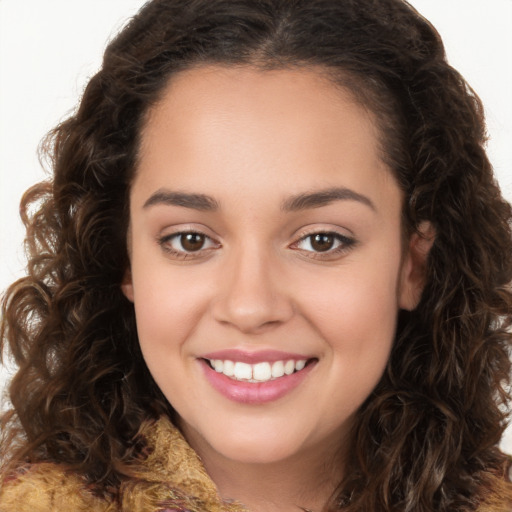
158, 231, 219, 259
291, 231, 357, 260
157, 230, 357, 260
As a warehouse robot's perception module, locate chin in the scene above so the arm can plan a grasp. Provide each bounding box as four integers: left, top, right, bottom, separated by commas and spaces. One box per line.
213, 435, 303, 465
182, 416, 312, 466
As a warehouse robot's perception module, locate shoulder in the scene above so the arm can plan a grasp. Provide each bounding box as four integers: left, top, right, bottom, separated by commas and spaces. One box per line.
477, 457, 512, 512
0, 416, 245, 512
0, 463, 113, 512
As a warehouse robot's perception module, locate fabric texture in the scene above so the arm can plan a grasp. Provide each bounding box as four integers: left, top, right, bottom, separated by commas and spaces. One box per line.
0, 416, 245, 512
0, 416, 510, 511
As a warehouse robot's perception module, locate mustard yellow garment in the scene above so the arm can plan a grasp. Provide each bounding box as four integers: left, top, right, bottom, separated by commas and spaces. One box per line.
0, 416, 245, 512
0, 416, 510, 511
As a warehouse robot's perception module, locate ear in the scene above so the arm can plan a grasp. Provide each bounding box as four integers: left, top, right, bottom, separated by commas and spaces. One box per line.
121, 224, 134, 302
398, 221, 435, 311
121, 268, 134, 302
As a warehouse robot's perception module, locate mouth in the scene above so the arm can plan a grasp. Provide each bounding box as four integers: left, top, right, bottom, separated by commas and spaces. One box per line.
202, 357, 317, 383
198, 351, 318, 404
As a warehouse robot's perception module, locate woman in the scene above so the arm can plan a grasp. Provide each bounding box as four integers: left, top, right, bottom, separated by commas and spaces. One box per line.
1, 0, 511, 510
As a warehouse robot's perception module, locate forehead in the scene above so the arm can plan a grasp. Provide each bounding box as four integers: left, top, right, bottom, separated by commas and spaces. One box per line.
142, 65, 376, 136
141, 65, 380, 148
134, 65, 400, 215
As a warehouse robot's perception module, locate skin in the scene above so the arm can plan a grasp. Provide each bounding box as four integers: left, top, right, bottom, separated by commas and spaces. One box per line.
122, 66, 432, 511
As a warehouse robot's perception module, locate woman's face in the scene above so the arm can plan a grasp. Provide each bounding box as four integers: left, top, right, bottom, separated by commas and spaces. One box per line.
123, 66, 426, 467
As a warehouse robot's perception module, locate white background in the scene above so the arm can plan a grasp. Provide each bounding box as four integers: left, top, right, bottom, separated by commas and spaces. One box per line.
1, 1, 511, 450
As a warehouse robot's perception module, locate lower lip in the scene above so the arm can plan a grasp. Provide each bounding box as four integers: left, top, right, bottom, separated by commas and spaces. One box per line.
199, 360, 316, 404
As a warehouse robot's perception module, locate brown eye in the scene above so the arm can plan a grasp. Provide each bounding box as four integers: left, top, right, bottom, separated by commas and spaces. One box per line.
180, 233, 206, 252
159, 231, 218, 256
292, 231, 356, 257
310, 233, 335, 252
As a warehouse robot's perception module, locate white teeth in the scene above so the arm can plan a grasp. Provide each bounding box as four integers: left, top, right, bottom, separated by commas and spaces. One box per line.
253, 362, 271, 381
295, 360, 306, 371
233, 362, 252, 380
207, 358, 310, 382
223, 360, 235, 377
271, 360, 285, 378
284, 360, 295, 375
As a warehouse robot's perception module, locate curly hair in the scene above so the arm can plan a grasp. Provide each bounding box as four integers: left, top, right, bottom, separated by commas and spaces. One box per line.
1, 0, 511, 510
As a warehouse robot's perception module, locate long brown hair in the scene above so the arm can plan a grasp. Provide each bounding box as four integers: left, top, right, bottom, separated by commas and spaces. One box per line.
1, 1, 511, 510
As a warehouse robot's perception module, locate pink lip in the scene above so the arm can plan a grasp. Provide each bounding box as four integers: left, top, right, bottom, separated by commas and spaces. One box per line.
201, 349, 310, 364
198, 357, 317, 405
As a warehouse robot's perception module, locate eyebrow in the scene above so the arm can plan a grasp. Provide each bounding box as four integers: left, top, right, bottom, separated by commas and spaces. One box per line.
281, 187, 376, 212
143, 189, 219, 211
142, 186, 375, 213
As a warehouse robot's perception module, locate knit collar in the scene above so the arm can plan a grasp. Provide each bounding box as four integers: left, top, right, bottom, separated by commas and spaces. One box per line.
120, 415, 512, 512
119, 415, 246, 512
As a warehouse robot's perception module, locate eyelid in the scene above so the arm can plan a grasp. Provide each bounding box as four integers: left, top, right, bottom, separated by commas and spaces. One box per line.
289, 227, 357, 259
157, 226, 221, 259
156, 224, 356, 260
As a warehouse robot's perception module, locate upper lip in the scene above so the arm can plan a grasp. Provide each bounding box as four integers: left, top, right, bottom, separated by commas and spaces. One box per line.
200, 349, 313, 364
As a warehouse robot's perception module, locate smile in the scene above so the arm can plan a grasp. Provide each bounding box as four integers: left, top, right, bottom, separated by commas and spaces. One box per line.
199, 351, 317, 404
205, 359, 308, 382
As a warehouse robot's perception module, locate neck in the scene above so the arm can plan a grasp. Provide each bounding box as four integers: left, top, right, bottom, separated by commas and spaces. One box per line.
183, 428, 346, 512
218, 466, 336, 511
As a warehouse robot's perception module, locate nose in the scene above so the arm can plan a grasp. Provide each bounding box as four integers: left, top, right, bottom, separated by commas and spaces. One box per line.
211, 245, 294, 334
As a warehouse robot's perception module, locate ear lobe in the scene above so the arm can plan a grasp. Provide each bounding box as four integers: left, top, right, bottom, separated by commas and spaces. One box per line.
399, 221, 435, 311
121, 268, 134, 302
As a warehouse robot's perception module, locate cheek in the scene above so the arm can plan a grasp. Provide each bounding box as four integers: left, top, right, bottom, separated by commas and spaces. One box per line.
297, 265, 400, 430
130, 260, 213, 358
130, 264, 216, 408
302, 259, 400, 336
296, 250, 402, 380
